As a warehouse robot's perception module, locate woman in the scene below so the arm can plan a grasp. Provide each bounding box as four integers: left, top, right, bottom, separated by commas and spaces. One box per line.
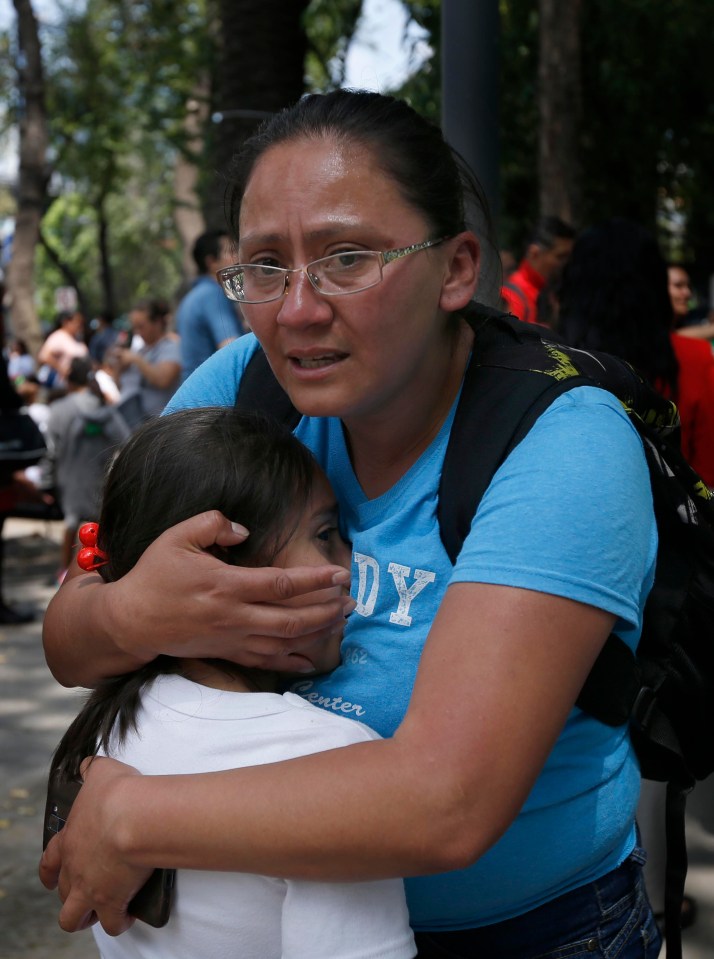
41, 91, 660, 957
37, 309, 88, 390
113, 299, 181, 422
668, 262, 714, 342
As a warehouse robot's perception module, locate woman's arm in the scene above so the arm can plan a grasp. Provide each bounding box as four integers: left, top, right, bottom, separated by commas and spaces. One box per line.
43, 510, 353, 687
41, 582, 615, 934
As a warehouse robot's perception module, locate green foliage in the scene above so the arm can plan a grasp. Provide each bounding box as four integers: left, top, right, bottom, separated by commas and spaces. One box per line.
28, 0, 213, 317
6, 0, 714, 315
579, 0, 714, 270
304, 0, 364, 90
498, 0, 539, 252
390, 0, 440, 120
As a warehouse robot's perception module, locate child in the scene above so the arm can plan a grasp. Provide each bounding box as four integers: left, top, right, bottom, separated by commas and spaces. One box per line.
49, 407, 416, 959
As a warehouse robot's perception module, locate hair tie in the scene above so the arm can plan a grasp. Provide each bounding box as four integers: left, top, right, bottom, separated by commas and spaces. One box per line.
76, 522, 109, 571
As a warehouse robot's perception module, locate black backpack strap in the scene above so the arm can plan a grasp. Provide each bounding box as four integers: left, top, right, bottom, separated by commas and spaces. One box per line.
438, 361, 585, 562
234, 347, 301, 430
438, 306, 594, 563
662, 779, 693, 959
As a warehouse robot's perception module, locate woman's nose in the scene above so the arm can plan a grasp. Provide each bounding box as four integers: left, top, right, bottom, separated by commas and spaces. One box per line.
276, 271, 334, 328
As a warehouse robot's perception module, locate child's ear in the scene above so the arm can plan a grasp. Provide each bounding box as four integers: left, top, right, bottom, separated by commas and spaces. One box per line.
439, 232, 480, 312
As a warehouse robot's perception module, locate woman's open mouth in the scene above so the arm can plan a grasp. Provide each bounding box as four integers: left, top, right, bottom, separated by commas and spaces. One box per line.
291, 353, 347, 370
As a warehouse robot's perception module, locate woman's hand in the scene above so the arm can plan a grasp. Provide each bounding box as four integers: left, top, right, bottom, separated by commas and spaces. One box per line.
39, 757, 150, 936
43, 510, 353, 687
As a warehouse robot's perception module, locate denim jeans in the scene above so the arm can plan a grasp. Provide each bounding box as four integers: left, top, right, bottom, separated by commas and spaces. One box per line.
414, 849, 661, 958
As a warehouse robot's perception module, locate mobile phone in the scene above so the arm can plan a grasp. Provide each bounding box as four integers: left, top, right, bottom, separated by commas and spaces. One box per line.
43, 774, 175, 928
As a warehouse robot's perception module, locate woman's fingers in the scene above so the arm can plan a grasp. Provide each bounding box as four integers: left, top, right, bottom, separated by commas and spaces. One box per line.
40, 758, 147, 935
104, 511, 354, 664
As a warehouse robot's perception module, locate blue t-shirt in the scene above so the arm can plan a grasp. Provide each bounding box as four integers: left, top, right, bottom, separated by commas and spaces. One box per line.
166, 334, 657, 929
175, 276, 244, 381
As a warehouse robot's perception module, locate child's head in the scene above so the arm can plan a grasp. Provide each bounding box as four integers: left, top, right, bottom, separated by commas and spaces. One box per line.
96, 407, 350, 673
52, 408, 351, 785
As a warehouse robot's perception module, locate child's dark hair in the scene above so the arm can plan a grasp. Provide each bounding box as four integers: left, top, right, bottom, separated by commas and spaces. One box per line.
50, 407, 318, 782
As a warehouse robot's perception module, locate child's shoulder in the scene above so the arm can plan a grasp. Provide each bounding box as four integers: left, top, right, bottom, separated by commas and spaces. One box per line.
281, 692, 382, 745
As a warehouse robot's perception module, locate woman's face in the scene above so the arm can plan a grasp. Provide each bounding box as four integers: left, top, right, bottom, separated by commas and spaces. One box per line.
237, 137, 473, 424
668, 266, 692, 318
130, 309, 161, 345
65, 313, 84, 338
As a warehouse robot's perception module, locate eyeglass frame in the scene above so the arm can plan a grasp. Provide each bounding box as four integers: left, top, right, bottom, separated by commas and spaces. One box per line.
215, 236, 451, 304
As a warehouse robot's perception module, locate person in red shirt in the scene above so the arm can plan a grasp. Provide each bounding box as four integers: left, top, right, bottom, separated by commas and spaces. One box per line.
668, 263, 714, 343
501, 216, 576, 325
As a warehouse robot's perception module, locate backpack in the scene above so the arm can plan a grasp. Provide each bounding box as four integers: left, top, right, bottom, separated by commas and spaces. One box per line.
0, 409, 47, 477
56, 404, 132, 520
236, 306, 714, 959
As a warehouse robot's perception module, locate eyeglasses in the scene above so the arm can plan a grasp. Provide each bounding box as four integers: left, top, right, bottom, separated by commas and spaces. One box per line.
216, 237, 450, 304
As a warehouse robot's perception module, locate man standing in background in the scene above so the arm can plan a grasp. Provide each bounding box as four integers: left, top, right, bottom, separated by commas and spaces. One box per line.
176, 230, 245, 380
501, 216, 576, 326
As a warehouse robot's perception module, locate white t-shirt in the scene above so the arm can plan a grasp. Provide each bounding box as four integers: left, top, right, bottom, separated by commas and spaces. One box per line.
93, 675, 415, 959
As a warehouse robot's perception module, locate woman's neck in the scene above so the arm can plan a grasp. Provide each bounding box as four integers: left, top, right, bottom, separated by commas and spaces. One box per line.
344, 321, 473, 498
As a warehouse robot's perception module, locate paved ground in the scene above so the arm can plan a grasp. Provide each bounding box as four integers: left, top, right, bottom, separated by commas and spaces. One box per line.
0, 518, 712, 958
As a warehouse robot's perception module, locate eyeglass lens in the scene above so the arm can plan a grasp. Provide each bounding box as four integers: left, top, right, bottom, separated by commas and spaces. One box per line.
231, 252, 382, 303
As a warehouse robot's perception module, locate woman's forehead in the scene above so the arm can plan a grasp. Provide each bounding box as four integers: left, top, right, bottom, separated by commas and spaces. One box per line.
239, 138, 421, 241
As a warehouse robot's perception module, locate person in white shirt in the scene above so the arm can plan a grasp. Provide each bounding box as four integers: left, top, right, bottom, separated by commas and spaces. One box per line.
48, 406, 415, 959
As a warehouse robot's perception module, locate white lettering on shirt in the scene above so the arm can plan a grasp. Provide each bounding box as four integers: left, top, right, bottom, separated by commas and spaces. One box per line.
387, 563, 436, 627
290, 680, 366, 717
354, 552, 380, 616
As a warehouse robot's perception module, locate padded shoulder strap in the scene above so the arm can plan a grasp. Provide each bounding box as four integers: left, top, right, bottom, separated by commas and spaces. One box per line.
234, 348, 301, 430
438, 306, 593, 564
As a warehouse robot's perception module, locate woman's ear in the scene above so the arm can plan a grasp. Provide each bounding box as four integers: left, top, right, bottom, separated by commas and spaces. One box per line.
439, 232, 480, 312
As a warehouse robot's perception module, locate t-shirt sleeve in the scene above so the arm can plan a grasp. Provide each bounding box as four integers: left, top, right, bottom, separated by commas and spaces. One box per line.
205, 286, 242, 343
165, 333, 260, 413
450, 386, 657, 634
156, 338, 182, 365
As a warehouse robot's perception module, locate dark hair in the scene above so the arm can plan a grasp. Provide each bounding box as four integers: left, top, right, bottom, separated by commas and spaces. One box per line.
131, 298, 171, 326
67, 355, 106, 405
558, 217, 679, 396
66, 356, 93, 387
50, 407, 319, 782
97, 407, 316, 578
223, 89, 499, 301
192, 230, 229, 274
528, 216, 576, 250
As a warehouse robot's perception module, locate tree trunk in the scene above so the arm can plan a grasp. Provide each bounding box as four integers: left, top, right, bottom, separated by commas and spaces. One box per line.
537, 0, 582, 225
6, 0, 49, 356
204, 0, 310, 229
174, 82, 210, 279
38, 231, 90, 322
96, 194, 115, 318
